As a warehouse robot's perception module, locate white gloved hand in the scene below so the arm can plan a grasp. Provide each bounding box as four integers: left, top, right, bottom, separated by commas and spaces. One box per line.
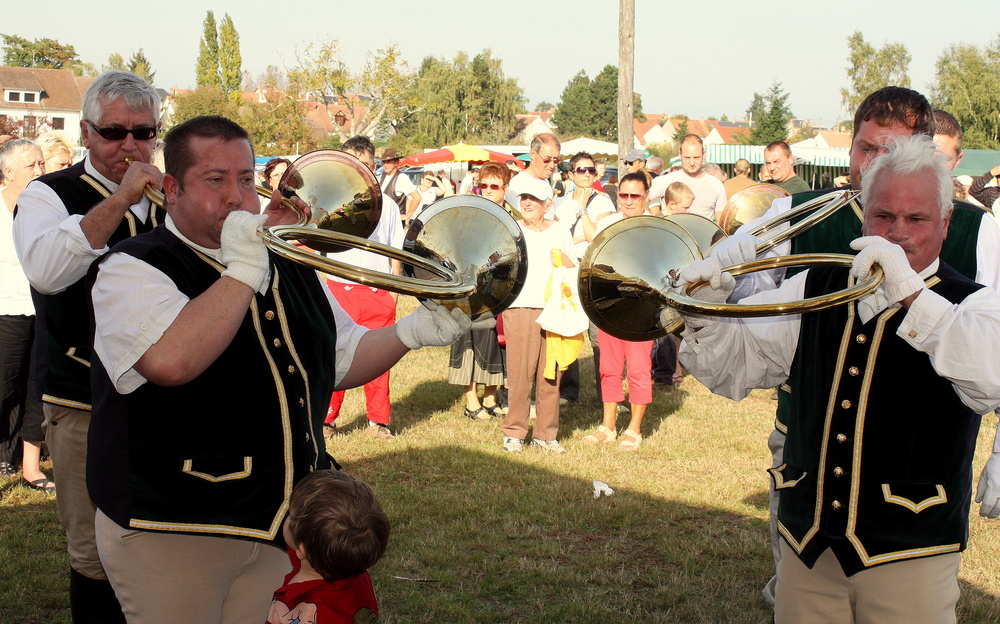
220, 211, 270, 291
711, 233, 758, 269
396, 301, 472, 350
669, 257, 735, 330
975, 419, 1000, 519
850, 236, 924, 305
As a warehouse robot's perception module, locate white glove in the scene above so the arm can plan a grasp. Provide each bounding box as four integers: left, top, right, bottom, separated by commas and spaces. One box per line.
711, 233, 758, 269
850, 236, 924, 305
667, 257, 735, 330
976, 419, 1000, 519
220, 211, 270, 292
396, 301, 472, 350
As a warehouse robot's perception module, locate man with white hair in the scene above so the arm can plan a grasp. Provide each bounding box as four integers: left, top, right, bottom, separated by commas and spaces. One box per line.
505, 133, 560, 207
678, 133, 1000, 622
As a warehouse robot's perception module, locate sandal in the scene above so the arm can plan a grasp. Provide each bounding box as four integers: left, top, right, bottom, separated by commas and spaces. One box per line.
619, 430, 643, 451
464, 407, 492, 421
582, 425, 617, 445
22, 477, 56, 492
482, 404, 503, 419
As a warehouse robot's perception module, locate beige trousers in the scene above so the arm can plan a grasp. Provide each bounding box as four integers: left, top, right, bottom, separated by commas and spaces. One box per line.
775, 540, 960, 624
43, 403, 106, 579
96, 510, 289, 624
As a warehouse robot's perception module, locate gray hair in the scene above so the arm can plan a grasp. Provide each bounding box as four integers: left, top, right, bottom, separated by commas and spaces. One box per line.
860, 134, 952, 219
0, 138, 42, 181
529, 132, 560, 154
82, 71, 160, 124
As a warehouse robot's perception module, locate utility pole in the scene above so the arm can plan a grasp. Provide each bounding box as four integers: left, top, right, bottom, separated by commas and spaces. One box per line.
618, 0, 635, 162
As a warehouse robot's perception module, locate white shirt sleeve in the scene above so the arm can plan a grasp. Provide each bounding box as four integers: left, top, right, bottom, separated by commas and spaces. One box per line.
93, 250, 368, 394
975, 213, 1000, 291
13, 181, 109, 294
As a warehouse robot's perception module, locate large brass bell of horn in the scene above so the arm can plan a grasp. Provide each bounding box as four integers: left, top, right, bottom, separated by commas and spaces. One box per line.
718, 183, 789, 235
579, 189, 881, 341
403, 195, 527, 321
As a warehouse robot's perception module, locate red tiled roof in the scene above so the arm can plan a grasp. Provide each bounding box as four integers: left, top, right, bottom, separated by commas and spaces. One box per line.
0, 67, 92, 112
713, 126, 750, 145
818, 131, 852, 149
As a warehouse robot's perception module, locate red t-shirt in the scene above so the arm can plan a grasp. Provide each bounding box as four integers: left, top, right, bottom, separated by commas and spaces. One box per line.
267, 549, 379, 624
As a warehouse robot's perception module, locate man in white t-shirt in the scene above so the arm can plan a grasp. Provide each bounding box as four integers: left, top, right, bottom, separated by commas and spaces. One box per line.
649, 134, 726, 221
505, 133, 560, 207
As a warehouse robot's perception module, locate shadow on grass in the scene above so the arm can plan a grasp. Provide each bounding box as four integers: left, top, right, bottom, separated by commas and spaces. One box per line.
340, 444, 1000, 624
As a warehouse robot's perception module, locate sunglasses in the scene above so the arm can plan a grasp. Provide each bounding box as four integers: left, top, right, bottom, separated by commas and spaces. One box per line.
618, 192, 644, 202
480, 183, 504, 191
538, 155, 561, 164
85, 120, 158, 141
623, 160, 637, 166
574, 167, 597, 175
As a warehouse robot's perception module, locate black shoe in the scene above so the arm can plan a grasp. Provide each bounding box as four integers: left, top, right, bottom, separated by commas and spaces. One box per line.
464, 406, 492, 421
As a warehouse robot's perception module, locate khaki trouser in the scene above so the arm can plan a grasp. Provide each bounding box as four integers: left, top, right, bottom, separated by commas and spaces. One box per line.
96, 510, 289, 624
43, 403, 106, 579
775, 541, 960, 624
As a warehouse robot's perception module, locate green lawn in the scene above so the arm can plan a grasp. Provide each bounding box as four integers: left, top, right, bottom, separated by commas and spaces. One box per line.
3, 302, 1000, 623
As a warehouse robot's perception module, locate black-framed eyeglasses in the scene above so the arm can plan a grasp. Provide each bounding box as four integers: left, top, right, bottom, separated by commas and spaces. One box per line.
85, 120, 158, 141
574, 167, 597, 175
480, 183, 504, 191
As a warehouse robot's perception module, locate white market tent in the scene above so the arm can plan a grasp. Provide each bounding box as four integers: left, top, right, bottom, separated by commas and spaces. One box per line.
560, 137, 619, 159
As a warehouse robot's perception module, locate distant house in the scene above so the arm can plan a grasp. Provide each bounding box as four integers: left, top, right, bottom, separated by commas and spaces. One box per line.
634, 114, 668, 147
0, 66, 93, 145
791, 130, 852, 150
512, 110, 557, 144
704, 125, 751, 145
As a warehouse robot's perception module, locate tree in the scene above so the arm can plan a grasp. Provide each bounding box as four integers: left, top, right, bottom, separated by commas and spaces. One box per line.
788, 124, 818, 144
127, 49, 155, 85
672, 119, 689, 144
840, 31, 910, 114
553, 65, 642, 140
464, 51, 525, 143
289, 40, 418, 141
1, 34, 92, 75
104, 53, 127, 72
219, 14, 243, 105
720, 113, 730, 122
196, 11, 221, 88
931, 38, 1000, 149
741, 82, 794, 145
534, 100, 555, 112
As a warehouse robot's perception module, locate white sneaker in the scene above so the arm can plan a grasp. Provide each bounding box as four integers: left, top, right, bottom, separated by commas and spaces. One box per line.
502, 436, 525, 453
531, 438, 567, 454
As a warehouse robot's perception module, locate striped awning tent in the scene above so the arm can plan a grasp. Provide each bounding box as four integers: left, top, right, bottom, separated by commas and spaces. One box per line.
669, 144, 849, 167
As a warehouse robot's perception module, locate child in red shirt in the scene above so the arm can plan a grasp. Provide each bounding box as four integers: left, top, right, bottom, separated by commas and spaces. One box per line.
267, 470, 390, 624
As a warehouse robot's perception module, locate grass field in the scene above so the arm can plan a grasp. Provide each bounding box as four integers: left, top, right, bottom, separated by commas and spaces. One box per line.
3, 300, 1000, 623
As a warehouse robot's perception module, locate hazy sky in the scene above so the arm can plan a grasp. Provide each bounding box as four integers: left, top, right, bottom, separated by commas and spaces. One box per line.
7, 0, 999, 129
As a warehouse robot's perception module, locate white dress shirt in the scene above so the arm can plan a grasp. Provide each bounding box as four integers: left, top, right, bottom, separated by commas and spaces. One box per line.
92, 215, 367, 394
13, 156, 152, 295
679, 260, 1000, 415
0, 192, 33, 316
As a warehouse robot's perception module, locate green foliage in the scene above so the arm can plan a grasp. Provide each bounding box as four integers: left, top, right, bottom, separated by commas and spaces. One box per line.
1, 34, 92, 75
219, 14, 243, 105
196, 11, 221, 88
840, 30, 911, 114
554, 65, 635, 141
534, 100, 555, 112
392, 49, 523, 146
169, 86, 313, 156
646, 141, 677, 163
672, 119, 689, 144
127, 49, 155, 85
932, 38, 1000, 149
788, 124, 818, 144
720, 113, 730, 122
289, 40, 417, 141
103, 53, 126, 72
742, 81, 793, 145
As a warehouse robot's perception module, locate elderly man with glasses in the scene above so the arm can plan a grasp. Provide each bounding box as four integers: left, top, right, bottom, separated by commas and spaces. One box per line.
12, 70, 165, 623
505, 132, 561, 207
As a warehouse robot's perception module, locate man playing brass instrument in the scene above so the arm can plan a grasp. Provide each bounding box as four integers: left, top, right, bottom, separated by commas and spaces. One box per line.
86, 115, 474, 623
677, 134, 1000, 623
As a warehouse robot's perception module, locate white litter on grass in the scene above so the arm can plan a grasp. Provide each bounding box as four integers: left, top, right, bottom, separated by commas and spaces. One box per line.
592, 480, 614, 498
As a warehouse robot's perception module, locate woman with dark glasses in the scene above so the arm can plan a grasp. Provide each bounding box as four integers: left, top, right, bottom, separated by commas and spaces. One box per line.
447, 161, 512, 421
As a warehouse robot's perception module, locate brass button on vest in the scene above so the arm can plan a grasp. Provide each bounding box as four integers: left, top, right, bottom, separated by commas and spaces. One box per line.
273, 338, 282, 348
831, 500, 843, 510
299, 397, 305, 407
848, 366, 859, 376
836, 433, 848, 443
265, 310, 275, 320
841, 399, 851, 409
856, 334, 867, 344
287, 365, 296, 374
833, 467, 844, 477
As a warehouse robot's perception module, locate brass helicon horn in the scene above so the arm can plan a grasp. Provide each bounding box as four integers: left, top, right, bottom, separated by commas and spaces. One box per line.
579, 189, 883, 341
139, 149, 527, 321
